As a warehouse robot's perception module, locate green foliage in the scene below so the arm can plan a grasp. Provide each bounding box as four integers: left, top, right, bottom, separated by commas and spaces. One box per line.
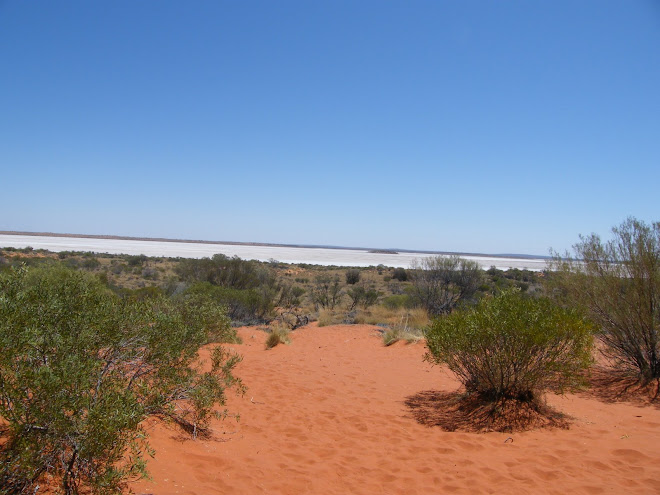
119, 285, 167, 301
425, 290, 594, 403
409, 255, 482, 316
346, 285, 380, 310
278, 284, 305, 308
345, 269, 361, 285
183, 282, 274, 326
176, 254, 278, 291
82, 257, 101, 270
176, 255, 281, 324
382, 294, 414, 310
551, 217, 660, 381
0, 266, 243, 494
126, 254, 148, 267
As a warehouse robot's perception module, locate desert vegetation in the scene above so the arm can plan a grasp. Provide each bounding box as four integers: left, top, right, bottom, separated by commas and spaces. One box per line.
550, 217, 660, 384
2, 216, 659, 494
0, 265, 243, 494
424, 290, 594, 430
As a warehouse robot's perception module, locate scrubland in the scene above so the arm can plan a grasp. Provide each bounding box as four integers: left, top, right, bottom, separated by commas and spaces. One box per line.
1, 217, 659, 494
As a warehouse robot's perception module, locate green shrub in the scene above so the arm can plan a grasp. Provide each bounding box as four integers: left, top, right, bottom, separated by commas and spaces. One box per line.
82, 257, 100, 270
126, 254, 148, 267
176, 254, 279, 292
347, 285, 380, 310
183, 282, 275, 326
382, 294, 413, 310
0, 266, 243, 494
425, 290, 593, 403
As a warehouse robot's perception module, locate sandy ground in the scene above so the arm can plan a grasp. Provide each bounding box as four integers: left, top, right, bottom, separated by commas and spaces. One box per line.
131, 324, 660, 495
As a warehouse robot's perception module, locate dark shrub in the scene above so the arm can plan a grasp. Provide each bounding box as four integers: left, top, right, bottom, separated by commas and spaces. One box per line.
310, 275, 343, 310
345, 269, 361, 285
347, 286, 380, 310
410, 255, 482, 316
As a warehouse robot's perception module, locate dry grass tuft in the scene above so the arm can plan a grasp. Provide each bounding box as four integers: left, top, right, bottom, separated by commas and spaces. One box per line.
359, 308, 429, 346
316, 309, 346, 327
264, 323, 290, 349
355, 307, 429, 328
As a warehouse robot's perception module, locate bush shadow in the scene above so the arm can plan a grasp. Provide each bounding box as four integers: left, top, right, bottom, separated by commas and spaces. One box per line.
578, 366, 660, 407
404, 389, 570, 433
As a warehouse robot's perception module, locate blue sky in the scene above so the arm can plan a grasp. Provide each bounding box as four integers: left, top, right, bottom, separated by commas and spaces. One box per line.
1, 1, 658, 255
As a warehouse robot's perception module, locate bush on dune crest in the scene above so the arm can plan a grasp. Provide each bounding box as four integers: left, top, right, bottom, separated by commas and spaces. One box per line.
424, 290, 594, 431
0, 266, 244, 494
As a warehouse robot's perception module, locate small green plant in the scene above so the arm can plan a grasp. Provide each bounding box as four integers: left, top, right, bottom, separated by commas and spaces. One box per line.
425, 290, 593, 406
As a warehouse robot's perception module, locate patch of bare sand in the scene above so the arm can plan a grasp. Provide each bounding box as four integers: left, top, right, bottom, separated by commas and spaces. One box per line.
131, 324, 660, 495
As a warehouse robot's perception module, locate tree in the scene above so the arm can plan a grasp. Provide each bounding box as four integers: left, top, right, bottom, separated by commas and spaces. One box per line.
409, 255, 482, 316
0, 266, 243, 494
425, 290, 593, 405
551, 217, 660, 381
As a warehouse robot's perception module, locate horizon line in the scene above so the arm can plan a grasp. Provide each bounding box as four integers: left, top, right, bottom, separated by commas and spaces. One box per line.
0, 230, 551, 261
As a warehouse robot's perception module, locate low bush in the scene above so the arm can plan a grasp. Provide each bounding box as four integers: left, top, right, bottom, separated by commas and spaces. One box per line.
382, 294, 414, 310
346, 285, 380, 310
183, 282, 275, 325
425, 290, 594, 406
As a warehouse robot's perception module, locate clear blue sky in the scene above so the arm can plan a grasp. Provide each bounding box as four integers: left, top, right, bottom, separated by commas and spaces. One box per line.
1, 1, 658, 256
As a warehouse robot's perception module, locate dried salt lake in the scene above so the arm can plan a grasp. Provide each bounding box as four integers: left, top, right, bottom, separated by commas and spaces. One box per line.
0, 234, 549, 270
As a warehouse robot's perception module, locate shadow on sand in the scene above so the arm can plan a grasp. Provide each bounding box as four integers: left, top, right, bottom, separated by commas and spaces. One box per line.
403, 390, 570, 433
578, 366, 660, 407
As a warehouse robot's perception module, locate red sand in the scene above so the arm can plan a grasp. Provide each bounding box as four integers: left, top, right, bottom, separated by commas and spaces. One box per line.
131, 324, 660, 495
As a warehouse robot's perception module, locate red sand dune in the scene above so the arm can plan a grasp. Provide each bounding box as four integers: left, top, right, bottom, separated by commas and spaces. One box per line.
131, 324, 660, 495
